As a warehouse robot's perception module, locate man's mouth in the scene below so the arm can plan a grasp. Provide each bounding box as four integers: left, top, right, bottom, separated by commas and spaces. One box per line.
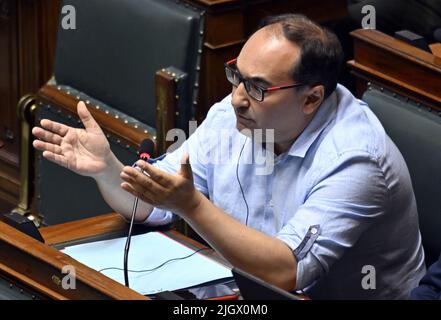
236, 113, 253, 122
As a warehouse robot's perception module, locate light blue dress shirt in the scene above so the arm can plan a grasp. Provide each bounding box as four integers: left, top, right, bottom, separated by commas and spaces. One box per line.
147, 84, 425, 299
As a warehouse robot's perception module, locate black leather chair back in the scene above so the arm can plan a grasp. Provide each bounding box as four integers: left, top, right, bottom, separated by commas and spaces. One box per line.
55, 0, 204, 128
363, 86, 441, 265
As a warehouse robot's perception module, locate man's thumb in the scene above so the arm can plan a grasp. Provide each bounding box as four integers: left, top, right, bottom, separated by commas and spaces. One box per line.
179, 153, 193, 180
77, 101, 100, 132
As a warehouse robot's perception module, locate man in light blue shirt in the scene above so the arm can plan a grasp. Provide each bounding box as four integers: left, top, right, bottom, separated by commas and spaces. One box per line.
33, 14, 425, 299
147, 85, 425, 299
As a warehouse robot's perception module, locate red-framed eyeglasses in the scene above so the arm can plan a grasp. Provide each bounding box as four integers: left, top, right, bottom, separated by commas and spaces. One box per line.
224, 58, 305, 102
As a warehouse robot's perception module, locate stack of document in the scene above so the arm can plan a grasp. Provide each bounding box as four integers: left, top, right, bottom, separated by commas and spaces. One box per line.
62, 232, 233, 295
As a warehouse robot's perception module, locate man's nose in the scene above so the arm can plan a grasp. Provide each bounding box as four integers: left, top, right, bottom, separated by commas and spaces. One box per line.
231, 82, 250, 109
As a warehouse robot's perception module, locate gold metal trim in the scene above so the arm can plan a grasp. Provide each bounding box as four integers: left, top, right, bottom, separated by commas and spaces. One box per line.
12, 94, 42, 227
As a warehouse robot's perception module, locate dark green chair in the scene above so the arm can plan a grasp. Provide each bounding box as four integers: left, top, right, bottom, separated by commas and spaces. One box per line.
363, 85, 441, 266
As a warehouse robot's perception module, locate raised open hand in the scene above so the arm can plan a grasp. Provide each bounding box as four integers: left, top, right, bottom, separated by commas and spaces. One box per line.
32, 101, 112, 177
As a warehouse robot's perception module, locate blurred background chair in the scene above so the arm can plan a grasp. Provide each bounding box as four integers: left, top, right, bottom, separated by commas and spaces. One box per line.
362, 84, 441, 266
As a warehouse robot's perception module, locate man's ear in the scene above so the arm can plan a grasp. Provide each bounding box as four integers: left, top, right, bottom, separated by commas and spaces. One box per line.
302, 85, 325, 115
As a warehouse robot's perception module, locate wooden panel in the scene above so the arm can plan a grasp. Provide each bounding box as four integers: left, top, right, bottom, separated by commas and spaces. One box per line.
0, 0, 60, 208
198, 45, 240, 121
16, 0, 60, 93
204, 10, 245, 48
243, 0, 347, 36
347, 29, 441, 108
187, 0, 241, 11
0, 0, 19, 175
0, 159, 20, 206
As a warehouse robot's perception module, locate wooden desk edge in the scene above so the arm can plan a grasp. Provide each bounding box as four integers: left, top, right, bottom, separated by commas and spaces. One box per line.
40, 212, 128, 246
350, 29, 441, 71
0, 215, 147, 300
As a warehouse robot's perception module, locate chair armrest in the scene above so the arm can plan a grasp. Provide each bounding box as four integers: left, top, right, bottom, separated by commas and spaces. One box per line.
155, 67, 188, 154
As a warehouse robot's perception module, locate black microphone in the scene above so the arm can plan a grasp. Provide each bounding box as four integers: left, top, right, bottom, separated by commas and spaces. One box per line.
124, 139, 155, 288
138, 139, 155, 162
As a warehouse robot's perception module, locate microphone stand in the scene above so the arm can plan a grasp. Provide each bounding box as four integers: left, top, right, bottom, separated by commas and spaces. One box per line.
124, 139, 155, 288
124, 195, 139, 287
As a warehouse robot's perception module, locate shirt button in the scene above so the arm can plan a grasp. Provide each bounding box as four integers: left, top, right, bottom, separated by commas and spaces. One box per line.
310, 227, 318, 235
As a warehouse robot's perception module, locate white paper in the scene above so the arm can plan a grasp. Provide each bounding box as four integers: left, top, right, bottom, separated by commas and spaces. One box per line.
62, 232, 232, 295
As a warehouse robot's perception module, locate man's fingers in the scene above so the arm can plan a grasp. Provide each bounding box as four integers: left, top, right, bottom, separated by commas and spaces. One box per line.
33, 140, 63, 155
42, 151, 69, 169
121, 171, 145, 189
121, 182, 137, 196
120, 171, 135, 183
135, 161, 173, 188
121, 181, 156, 204
40, 119, 69, 137
77, 101, 101, 133
122, 166, 167, 194
32, 127, 63, 145
121, 182, 146, 201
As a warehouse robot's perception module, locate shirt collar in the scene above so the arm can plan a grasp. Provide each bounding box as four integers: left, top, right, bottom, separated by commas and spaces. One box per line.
287, 90, 338, 158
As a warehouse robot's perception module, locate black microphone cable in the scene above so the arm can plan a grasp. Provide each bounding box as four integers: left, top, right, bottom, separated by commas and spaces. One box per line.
100, 247, 211, 275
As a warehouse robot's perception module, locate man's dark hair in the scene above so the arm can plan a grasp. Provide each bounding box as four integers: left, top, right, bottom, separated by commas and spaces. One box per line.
260, 14, 343, 99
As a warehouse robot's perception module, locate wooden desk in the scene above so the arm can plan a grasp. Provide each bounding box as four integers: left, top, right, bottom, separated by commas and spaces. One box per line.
347, 29, 441, 109
0, 213, 218, 300
1, 212, 310, 300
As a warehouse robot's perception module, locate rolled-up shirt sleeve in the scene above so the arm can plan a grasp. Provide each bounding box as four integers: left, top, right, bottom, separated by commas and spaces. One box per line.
276, 151, 389, 290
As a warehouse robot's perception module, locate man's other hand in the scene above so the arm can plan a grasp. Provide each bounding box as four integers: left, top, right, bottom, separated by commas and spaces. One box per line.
120, 154, 203, 216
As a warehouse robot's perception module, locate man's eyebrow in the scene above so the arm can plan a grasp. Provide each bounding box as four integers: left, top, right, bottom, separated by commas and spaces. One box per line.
236, 64, 273, 87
